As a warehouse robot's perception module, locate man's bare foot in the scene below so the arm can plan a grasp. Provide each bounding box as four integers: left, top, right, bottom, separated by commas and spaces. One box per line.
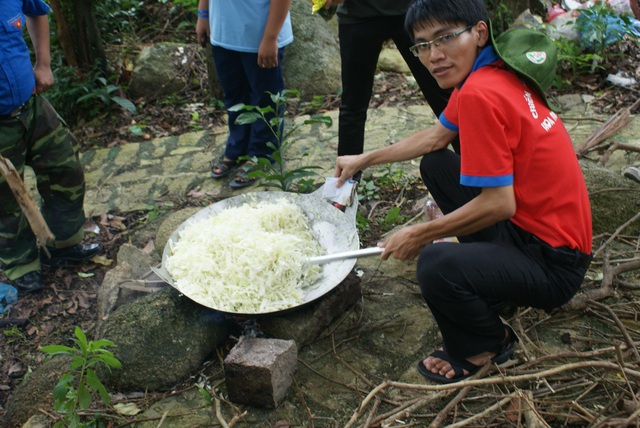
422, 349, 495, 380
421, 327, 513, 381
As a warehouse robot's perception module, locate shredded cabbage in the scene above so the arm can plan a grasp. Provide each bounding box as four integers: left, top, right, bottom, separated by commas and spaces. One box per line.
165, 198, 323, 313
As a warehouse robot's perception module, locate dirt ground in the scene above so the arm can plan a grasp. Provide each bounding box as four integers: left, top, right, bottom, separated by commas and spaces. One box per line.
1, 22, 639, 425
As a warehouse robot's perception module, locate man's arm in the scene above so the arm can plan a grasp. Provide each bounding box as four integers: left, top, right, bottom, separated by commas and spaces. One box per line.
334, 122, 456, 185
258, 0, 290, 68
195, 0, 210, 48
25, 14, 54, 94
381, 185, 516, 261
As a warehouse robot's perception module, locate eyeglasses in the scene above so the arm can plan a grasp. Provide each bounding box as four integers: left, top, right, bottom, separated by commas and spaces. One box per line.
409, 26, 473, 57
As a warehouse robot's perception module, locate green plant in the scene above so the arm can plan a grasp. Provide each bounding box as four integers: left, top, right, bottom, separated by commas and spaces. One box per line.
3, 325, 26, 344
355, 211, 370, 232
357, 179, 380, 202
189, 111, 203, 131
128, 123, 147, 137
375, 163, 413, 189
47, 61, 98, 121
95, 0, 145, 43
382, 206, 408, 226
575, 2, 637, 56
143, 201, 175, 222
40, 327, 122, 428
553, 36, 604, 82
209, 97, 225, 110
231, 89, 332, 192
77, 76, 137, 114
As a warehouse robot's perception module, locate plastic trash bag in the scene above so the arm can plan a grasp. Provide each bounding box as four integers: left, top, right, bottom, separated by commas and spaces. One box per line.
577, 3, 640, 50
0, 282, 18, 314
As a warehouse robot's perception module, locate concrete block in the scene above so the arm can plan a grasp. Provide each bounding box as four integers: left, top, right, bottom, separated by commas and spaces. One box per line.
224, 336, 297, 408
258, 272, 362, 346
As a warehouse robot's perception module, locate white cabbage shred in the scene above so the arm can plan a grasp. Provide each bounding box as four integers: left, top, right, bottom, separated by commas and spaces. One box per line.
165, 198, 323, 313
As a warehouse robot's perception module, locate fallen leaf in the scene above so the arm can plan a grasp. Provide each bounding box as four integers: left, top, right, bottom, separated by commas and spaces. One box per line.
76, 293, 91, 309
91, 255, 113, 266
7, 363, 22, 376
143, 240, 155, 254
113, 402, 142, 416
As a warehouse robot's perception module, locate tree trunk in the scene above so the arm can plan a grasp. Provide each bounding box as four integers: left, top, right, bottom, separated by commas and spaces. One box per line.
48, 0, 78, 67
71, 0, 108, 74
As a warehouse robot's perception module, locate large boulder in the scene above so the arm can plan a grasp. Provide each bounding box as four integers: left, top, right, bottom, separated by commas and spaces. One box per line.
284, 0, 342, 97
582, 159, 640, 235
128, 43, 199, 100
129, 0, 342, 101
95, 287, 230, 392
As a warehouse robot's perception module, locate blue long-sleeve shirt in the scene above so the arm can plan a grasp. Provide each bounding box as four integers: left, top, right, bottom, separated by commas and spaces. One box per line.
0, 0, 50, 116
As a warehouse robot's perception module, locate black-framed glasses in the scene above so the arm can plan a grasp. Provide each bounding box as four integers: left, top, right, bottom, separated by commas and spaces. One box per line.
409, 26, 473, 57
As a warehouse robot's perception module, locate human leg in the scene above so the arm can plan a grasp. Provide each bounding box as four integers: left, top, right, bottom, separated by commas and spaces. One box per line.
0, 107, 41, 282
25, 96, 86, 245
337, 20, 388, 156
212, 46, 251, 161
415, 220, 586, 382
242, 48, 285, 160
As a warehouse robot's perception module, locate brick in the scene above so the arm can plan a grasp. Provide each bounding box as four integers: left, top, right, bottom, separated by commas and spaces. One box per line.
224, 336, 297, 408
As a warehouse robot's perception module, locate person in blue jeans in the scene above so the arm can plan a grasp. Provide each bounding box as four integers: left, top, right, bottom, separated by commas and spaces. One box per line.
321, 0, 456, 166
196, 0, 293, 189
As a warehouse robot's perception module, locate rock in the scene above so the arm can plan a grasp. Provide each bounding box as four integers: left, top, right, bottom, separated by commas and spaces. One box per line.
378, 47, 410, 74
129, 43, 197, 99
284, 0, 342, 97
224, 336, 297, 408
20, 414, 50, 428
258, 272, 362, 346
4, 356, 70, 428
155, 206, 202, 254
581, 159, 640, 235
97, 243, 161, 321
96, 287, 231, 392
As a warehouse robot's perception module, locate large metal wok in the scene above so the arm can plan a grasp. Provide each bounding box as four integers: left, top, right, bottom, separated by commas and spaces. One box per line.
152, 187, 360, 315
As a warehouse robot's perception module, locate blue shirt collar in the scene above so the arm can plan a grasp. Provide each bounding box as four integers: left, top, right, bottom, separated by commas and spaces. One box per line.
457, 45, 499, 89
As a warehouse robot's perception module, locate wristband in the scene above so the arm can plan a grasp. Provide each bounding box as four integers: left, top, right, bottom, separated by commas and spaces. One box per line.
198, 9, 209, 19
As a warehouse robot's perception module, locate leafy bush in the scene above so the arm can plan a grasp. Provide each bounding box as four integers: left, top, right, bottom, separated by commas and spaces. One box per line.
40, 327, 122, 428
231, 90, 332, 192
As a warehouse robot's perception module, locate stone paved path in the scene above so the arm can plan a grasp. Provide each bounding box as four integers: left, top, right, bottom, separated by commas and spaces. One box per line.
77, 98, 638, 216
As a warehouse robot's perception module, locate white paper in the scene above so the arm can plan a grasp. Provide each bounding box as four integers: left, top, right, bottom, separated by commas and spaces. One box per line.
322, 177, 356, 207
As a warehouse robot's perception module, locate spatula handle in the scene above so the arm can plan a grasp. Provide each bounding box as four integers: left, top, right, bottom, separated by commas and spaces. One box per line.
307, 246, 384, 265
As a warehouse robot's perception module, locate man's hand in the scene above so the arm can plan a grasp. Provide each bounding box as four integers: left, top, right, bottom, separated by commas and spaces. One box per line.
334, 154, 364, 187
33, 63, 54, 94
258, 38, 279, 68
379, 225, 428, 261
196, 16, 210, 48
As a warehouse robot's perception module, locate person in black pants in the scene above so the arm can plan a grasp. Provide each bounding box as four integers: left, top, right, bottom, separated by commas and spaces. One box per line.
333, 0, 593, 384
323, 0, 456, 160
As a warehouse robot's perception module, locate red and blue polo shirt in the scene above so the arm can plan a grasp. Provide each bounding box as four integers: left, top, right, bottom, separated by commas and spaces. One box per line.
440, 46, 592, 253
0, 0, 50, 116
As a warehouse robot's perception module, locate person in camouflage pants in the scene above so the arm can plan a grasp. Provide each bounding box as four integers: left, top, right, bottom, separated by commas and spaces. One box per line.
1, 0, 102, 293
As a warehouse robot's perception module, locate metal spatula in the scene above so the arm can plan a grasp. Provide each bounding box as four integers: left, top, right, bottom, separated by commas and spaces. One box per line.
307, 246, 384, 265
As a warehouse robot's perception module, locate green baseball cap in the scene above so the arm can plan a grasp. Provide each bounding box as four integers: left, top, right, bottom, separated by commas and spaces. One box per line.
491, 23, 560, 111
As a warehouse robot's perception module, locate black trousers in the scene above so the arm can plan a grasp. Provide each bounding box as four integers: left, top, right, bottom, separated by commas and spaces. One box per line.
417, 150, 590, 360
337, 15, 454, 157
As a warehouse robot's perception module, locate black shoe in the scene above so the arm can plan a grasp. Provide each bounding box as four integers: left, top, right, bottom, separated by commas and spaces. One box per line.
13, 271, 44, 293
41, 243, 103, 266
